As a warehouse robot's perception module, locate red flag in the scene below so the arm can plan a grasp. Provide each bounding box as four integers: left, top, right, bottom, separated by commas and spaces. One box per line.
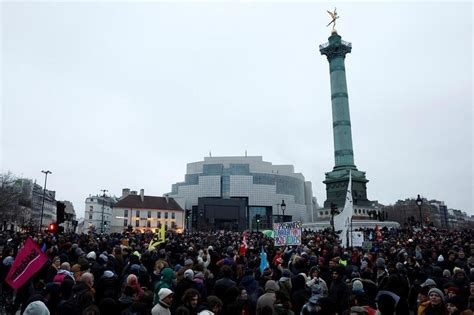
239, 232, 248, 256
375, 224, 383, 241
6, 237, 48, 289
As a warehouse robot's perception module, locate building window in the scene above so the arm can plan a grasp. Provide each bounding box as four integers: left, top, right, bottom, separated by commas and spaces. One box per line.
124, 209, 128, 217
89, 206, 93, 212
147, 221, 151, 228
89, 214, 93, 220
171, 212, 175, 219
165, 222, 168, 228
124, 219, 128, 227
325, 211, 329, 215
148, 211, 151, 218
135, 220, 139, 227
157, 212, 161, 219
165, 212, 168, 219
136, 210, 140, 218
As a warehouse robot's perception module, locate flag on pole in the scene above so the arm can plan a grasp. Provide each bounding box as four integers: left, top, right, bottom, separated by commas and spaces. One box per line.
259, 246, 269, 274
334, 171, 354, 247
6, 237, 48, 289
148, 224, 166, 250
239, 231, 248, 256
375, 224, 383, 241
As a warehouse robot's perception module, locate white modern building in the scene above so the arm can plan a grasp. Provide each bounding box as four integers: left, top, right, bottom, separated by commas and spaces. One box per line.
111, 189, 184, 234
167, 156, 316, 231
84, 194, 117, 233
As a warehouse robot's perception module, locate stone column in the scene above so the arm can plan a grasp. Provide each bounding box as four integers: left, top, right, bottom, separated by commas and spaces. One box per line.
320, 32, 355, 170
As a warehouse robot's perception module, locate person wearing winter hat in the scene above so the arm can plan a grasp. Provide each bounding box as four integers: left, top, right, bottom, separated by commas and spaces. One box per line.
352, 279, 365, 294
153, 268, 175, 305
329, 265, 350, 314
446, 295, 464, 315
86, 251, 97, 260
151, 288, 174, 315
421, 288, 446, 315
24, 300, 50, 315
421, 278, 437, 288
256, 280, 279, 315
376, 257, 386, 269
184, 269, 194, 281
278, 269, 293, 300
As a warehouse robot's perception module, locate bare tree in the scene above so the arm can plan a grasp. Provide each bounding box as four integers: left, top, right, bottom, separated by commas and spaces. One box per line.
0, 172, 26, 230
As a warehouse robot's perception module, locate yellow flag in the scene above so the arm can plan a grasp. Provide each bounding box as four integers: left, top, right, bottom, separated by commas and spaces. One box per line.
148, 224, 165, 250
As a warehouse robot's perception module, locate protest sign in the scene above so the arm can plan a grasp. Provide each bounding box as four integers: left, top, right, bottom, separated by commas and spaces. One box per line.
273, 221, 302, 246
351, 231, 364, 247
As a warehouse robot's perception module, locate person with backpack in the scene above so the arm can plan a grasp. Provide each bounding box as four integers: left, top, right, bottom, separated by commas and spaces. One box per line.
53, 262, 75, 285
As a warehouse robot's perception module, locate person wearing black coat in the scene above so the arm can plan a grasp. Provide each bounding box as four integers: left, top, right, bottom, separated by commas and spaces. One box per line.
95, 270, 120, 304
328, 266, 350, 314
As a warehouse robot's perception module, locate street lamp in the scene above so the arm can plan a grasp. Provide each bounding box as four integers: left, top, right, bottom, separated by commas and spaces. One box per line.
39, 170, 52, 233
281, 200, 286, 222
416, 194, 423, 228
100, 189, 108, 233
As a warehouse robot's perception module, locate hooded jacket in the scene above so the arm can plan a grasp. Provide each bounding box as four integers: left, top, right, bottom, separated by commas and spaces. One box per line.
154, 267, 175, 305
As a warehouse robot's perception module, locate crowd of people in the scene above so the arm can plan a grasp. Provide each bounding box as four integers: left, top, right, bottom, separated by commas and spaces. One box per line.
0, 226, 473, 315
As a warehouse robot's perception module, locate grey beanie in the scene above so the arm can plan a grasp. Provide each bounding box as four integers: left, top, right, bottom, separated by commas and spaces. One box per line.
352, 280, 364, 293
24, 301, 50, 315
184, 269, 194, 280
428, 288, 445, 303
376, 257, 386, 268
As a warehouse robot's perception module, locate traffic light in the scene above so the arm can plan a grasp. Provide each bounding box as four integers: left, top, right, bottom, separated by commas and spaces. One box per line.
49, 223, 57, 233
57, 201, 66, 224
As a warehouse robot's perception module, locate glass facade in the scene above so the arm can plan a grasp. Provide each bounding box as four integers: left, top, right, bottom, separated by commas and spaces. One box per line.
168, 157, 313, 225
249, 206, 272, 230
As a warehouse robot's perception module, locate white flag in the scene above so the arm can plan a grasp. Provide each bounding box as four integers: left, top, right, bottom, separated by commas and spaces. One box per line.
334, 171, 354, 247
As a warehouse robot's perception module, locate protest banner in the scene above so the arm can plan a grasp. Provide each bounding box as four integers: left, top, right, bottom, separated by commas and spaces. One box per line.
6, 237, 48, 289
363, 241, 373, 250
351, 231, 364, 247
273, 221, 302, 246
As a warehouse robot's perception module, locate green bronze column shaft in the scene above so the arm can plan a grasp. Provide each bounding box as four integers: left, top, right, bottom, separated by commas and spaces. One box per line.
320, 32, 355, 170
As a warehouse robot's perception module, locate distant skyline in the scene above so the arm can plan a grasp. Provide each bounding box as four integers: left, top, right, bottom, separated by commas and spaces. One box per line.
2, 2, 472, 219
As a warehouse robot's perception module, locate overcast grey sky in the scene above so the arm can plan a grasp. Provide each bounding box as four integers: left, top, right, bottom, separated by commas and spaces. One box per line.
1, 1, 472, 219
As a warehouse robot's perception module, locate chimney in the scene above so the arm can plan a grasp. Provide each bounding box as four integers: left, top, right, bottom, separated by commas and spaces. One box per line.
140, 189, 144, 202
165, 194, 169, 203
122, 188, 130, 198
130, 191, 137, 195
